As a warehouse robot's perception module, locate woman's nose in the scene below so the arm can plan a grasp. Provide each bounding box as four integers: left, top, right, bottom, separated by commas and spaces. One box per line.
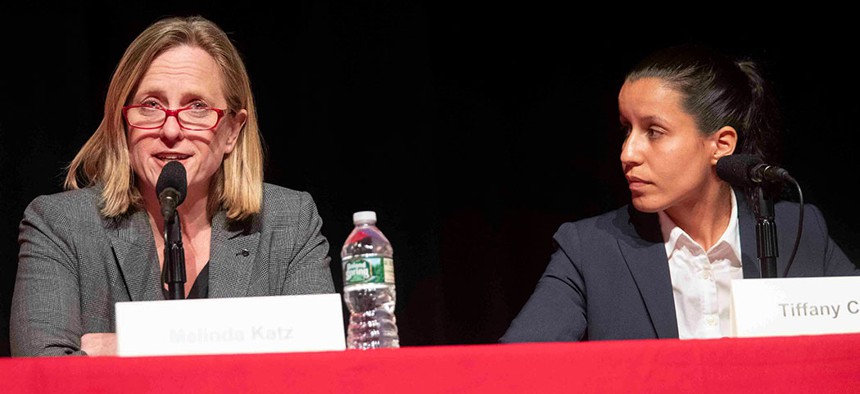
159, 115, 185, 143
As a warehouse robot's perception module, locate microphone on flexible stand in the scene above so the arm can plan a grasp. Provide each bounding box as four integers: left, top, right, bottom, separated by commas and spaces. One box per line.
716, 154, 803, 278
156, 161, 187, 299
714, 154, 794, 187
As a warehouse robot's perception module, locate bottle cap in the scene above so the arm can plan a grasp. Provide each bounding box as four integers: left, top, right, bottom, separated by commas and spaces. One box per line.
353, 211, 377, 225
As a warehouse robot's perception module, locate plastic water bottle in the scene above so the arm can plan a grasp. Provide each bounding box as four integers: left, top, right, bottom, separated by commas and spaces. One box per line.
341, 211, 400, 349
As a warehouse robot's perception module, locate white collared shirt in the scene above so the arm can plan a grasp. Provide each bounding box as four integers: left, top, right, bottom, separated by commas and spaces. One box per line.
658, 190, 744, 339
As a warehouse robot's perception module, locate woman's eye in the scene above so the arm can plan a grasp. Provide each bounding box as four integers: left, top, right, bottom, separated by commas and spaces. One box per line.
646, 128, 664, 138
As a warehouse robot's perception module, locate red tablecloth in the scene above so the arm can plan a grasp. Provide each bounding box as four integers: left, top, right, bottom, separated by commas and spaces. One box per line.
3, 333, 859, 393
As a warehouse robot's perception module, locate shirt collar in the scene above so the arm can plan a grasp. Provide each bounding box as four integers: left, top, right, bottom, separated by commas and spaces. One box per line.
658, 189, 742, 266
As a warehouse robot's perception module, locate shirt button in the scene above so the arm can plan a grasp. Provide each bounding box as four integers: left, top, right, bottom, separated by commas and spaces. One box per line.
705, 315, 717, 326
700, 271, 711, 280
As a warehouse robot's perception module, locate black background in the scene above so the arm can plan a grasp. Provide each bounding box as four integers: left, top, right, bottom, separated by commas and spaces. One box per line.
1, 3, 858, 356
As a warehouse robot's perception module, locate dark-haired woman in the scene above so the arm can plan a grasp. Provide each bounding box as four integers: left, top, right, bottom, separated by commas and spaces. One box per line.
500, 45, 858, 343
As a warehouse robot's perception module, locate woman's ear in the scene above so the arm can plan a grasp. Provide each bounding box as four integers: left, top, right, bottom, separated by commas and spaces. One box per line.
711, 126, 737, 165
223, 109, 248, 154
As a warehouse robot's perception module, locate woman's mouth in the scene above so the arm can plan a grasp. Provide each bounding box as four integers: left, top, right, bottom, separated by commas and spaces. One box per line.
155, 153, 191, 161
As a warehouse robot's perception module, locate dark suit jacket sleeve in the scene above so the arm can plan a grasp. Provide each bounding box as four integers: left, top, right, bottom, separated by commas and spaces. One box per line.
500, 223, 588, 343
278, 190, 336, 295
11, 195, 86, 356
806, 204, 860, 276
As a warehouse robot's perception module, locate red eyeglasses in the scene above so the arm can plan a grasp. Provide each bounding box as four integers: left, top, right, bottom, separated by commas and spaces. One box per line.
122, 105, 228, 131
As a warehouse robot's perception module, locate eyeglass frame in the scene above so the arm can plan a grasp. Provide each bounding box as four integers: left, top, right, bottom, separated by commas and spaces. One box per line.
121, 104, 230, 131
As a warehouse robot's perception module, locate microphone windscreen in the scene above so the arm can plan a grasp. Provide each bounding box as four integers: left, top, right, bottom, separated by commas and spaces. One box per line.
716, 154, 762, 188
156, 161, 187, 205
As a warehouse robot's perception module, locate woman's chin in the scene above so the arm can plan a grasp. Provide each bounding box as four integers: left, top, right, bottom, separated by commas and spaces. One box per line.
630, 197, 664, 214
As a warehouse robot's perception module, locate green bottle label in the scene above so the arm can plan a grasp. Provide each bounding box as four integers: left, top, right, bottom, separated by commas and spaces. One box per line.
343, 256, 395, 285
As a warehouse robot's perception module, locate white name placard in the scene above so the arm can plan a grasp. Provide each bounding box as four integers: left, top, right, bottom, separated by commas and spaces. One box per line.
731, 276, 860, 338
116, 293, 346, 357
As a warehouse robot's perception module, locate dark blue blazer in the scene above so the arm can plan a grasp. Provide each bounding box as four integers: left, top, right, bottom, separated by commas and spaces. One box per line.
501, 198, 859, 342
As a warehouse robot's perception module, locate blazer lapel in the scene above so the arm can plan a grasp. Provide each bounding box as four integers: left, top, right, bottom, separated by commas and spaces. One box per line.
105, 210, 164, 301
208, 211, 260, 298
619, 207, 680, 339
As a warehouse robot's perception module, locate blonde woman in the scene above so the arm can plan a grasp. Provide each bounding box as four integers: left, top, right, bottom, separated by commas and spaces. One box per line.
11, 15, 334, 356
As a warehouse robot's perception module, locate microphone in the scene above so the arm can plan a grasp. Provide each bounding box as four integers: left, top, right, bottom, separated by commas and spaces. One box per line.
155, 161, 187, 220
716, 154, 794, 187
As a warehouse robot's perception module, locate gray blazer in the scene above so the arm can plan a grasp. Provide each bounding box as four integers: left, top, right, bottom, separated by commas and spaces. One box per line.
501, 197, 860, 343
11, 183, 335, 356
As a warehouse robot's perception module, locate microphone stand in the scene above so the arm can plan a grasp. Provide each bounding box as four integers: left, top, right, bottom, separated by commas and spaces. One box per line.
753, 185, 779, 278
162, 210, 187, 299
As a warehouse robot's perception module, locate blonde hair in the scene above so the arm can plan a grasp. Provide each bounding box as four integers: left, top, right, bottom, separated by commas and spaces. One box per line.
65, 15, 263, 221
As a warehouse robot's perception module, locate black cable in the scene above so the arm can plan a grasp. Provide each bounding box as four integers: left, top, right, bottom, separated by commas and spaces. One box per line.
781, 178, 803, 278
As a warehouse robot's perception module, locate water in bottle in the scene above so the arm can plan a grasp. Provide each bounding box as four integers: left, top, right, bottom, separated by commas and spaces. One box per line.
341, 211, 400, 349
